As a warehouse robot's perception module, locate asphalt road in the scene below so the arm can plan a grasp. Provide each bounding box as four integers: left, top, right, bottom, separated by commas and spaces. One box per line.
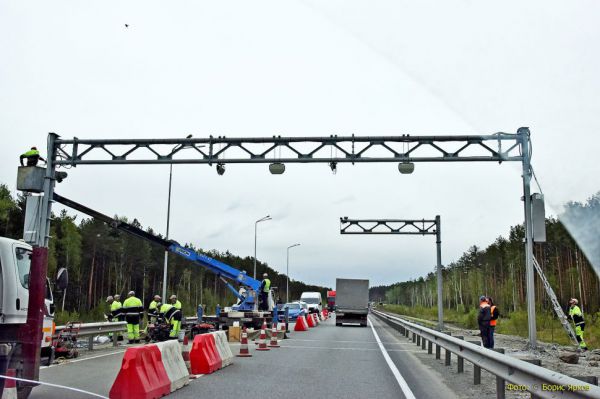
31, 314, 460, 398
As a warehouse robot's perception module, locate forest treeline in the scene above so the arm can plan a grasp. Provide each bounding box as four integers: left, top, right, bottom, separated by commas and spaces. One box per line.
370, 192, 600, 319
0, 183, 329, 322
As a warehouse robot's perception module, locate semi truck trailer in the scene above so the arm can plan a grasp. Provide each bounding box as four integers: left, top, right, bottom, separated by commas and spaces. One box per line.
335, 278, 369, 327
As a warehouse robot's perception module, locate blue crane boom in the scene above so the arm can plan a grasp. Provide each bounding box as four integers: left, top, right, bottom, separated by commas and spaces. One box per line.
53, 193, 263, 311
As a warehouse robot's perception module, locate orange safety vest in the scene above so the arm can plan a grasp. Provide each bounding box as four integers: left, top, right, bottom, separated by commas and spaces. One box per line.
490, 305, 498, 326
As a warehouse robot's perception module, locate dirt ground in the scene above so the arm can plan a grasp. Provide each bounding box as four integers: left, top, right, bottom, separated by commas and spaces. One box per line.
380, 311, 599, 398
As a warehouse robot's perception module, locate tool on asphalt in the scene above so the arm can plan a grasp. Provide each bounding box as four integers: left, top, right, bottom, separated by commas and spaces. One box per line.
237, 327, 252, 357
268, 324, 280, 348
52, 321, 81, 359
256, 321, 270, 351
1, 369, 17, 399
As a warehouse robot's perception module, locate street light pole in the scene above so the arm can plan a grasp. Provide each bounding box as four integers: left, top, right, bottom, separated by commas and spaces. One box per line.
286, 243, 300, 304
162, 163, 173, 301
253, 215, 272, 279
162, 135, 193, 301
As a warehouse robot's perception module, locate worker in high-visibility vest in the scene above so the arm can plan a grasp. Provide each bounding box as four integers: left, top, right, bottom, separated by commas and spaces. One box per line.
487, 297, 500, 349
160, 302, 182, 340
169, 295, 182, 310
19, 146, 46, 167
122, 291, 143, 344
113, 294, 124, 322
567, 298, 588, 351
148, 295, 161, 324
477, 295, 492, 348
259, 273, 271, 311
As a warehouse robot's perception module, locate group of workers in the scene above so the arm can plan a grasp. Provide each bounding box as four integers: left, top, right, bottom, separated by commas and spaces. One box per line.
106, 292, 182, 344
478, 296, 588, 351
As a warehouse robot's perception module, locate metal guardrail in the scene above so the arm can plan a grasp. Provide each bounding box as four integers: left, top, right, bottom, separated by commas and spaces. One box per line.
372, 310, 600, 399
55, 322, 127, 350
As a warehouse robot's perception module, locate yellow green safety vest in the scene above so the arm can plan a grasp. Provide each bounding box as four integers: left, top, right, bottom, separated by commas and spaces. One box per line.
263, 278, 271, 292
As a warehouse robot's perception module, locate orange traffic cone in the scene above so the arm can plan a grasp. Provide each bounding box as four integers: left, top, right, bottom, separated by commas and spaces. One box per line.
2, 369, 17, 399
182, 334, 199, 379
268, 324, 280, 348
306, 313, 315, 328
237, 327, 252, 357
313, 313, 319, 325
256, 320, 270, 351
278, 321, 288, 339
294, 315, 308, 331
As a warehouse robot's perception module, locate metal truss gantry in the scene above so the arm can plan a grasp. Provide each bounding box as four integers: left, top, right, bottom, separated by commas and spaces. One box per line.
340, 217, 444, 330
34, 127, 538, 347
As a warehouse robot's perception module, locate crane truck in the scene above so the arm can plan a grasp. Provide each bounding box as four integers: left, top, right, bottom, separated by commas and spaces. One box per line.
0, 190, 274, 398
51, 193, 277, 325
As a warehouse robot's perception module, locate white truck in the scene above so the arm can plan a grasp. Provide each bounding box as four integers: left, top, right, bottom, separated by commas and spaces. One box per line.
0, 236, 61, 397
300, 292, 322, 314
335, 278, 369, 327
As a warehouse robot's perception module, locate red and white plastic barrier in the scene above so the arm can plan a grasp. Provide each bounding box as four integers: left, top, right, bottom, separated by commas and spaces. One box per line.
189, 330, 235, 375
109, 345, 170, 399
1, 369, 17, 399
212, 331, 234, 367
156, 340, 190, 392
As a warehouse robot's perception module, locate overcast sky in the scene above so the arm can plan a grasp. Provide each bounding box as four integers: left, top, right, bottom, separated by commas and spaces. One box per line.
1, 1, 599, 288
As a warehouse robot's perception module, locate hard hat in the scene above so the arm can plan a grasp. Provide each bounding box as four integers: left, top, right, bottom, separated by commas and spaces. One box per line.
106, 296, 114, 302
154, 295, 161, 301
128, 291, 135, 296
263, 273, 268, 277
569, 298, 578, 305
114, 294, 120, 300
169, 295, 177, 300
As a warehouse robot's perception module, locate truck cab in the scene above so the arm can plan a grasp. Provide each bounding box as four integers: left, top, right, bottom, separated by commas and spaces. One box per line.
0, 237, 55, 353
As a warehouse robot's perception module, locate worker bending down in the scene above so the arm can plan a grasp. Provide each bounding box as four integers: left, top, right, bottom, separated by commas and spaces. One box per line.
160, 300, 182, 339
123, 291, 143, 344
568, 298, 588, 351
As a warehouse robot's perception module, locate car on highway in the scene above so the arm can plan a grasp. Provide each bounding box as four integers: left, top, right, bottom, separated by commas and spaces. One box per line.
278, 302, 307, 321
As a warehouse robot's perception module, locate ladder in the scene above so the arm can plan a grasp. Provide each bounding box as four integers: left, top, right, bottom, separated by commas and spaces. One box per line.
532, 257, 578, 345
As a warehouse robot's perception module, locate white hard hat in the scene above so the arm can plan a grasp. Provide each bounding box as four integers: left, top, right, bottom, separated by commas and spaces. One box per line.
106, 296, 113, 302
128, 291, 135, 296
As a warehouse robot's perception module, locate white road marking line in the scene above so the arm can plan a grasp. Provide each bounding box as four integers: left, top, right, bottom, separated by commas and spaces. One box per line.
280, 345, 421, 352
286, 338, 414, 345
281, 345, 379, 351
40, 349, 127, 369
369, 317, 417, 399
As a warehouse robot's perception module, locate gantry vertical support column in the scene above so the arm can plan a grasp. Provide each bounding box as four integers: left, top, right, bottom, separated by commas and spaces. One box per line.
436, 215, 443, 331
519, 127, 537, 348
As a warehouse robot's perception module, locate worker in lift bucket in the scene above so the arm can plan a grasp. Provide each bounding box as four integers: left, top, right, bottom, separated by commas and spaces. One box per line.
19, 146, 46, 166
567, 298, 588, 351
259, 273, 271, 311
